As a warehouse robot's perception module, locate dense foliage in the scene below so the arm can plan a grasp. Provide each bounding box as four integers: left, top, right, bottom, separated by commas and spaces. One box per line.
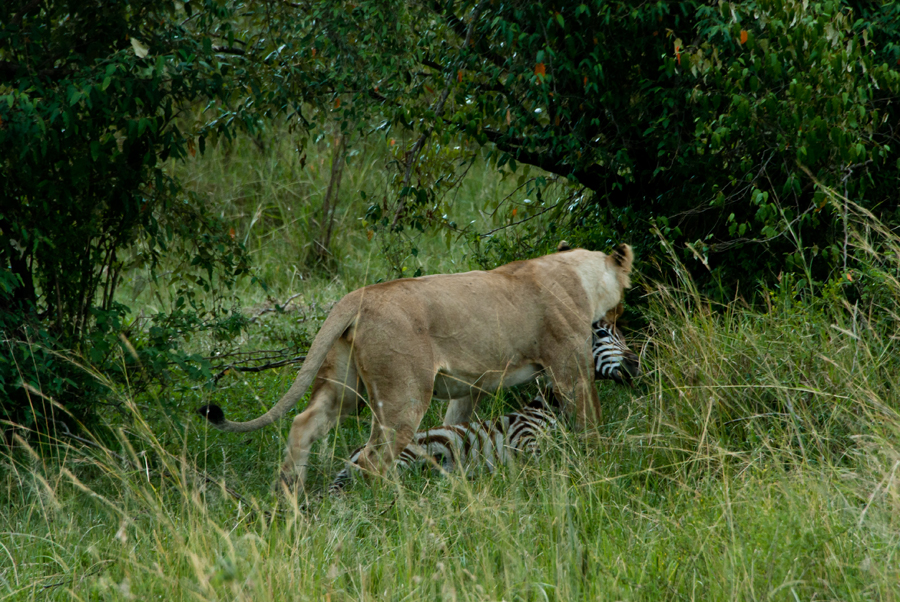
242, 0, 900, 291
0, 1, 254, 429
2, 5, 899, 597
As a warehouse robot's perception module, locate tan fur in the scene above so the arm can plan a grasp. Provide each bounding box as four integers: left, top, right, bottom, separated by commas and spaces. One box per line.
200, 245, 634, 489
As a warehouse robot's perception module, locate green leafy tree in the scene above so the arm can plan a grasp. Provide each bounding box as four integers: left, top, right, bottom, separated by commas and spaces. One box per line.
237, 0, 900, 291
0, 1, 257, 430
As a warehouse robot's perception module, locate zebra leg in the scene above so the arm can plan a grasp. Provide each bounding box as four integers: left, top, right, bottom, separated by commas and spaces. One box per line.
442, 395, 474, 425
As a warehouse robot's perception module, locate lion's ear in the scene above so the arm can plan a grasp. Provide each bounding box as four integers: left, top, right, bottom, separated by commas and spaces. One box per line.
556, 240, 571, 252
611, 244, 633, 271
608, 244, 634, 290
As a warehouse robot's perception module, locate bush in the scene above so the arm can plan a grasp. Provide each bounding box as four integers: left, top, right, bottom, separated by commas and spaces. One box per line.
0, 1, 254, 430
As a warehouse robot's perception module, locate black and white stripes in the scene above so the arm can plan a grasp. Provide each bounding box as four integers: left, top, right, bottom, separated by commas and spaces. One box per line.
329, 393, 559, 493
591, 319, 640, 384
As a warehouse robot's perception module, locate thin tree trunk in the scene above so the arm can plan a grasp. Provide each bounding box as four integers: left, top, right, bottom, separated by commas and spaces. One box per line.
314, 134, 346, 263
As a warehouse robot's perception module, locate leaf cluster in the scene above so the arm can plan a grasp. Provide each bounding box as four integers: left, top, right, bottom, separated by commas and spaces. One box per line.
0, 0, 254, 429
244, 0, 900, 295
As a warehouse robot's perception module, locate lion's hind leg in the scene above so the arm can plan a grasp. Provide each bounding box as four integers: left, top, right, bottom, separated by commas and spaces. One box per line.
281, 344, 362, 491
353, 376, 434, 486
281, 383, 356, 491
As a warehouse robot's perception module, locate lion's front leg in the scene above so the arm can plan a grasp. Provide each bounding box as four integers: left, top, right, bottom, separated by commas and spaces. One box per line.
545, 356, 600, 429
570, 377, 601, 429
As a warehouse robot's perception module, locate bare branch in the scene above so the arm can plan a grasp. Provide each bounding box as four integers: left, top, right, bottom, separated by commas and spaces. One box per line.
479, 127, 607, 191
40, 561, 113, 591
480, 199, 565, 238
315, 134, 347, 260
212, 45, 247, 56
430, 0, 506, 69
247, 292, 305, 322
210, 355, 306, 385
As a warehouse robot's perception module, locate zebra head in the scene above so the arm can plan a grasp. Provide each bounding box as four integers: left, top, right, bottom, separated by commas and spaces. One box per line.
535, 306, 640, 412
592, 306, 640, 384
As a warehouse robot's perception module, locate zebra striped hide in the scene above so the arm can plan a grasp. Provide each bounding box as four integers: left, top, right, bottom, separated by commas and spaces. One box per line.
329, 393, 560, 493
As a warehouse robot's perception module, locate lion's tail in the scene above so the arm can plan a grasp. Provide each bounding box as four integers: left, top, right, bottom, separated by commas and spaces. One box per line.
197, 299, 357, 433
609, 243, 634, 290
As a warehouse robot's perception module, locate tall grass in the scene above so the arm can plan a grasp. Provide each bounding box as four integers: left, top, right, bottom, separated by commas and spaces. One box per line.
5, 293, 899, 597
4, 293, 899, 600
3, 150, 899, 599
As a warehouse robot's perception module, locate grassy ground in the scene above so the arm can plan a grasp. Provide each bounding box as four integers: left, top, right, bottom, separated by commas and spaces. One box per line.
2, 136, 899, 600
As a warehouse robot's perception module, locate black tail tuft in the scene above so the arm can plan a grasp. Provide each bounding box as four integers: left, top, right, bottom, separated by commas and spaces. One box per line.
198, 404, 225, 425
556, 240, 572, 252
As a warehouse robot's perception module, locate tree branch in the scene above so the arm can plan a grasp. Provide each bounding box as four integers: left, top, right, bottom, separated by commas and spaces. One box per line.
40, 561, 113, 591
247, 292, 305, 322
0, 59, 73, 82
480, 199, 564, 238
315, 133, 347, 260
210, 355, 307, 384
479, 127, 607, 191
212, 45, 247, 56
430, 0, 506, 70
0, 60, 21, 80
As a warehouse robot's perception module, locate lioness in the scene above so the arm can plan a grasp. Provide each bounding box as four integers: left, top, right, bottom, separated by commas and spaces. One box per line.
329, 314, 640, 493
199, 244, 633, 489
